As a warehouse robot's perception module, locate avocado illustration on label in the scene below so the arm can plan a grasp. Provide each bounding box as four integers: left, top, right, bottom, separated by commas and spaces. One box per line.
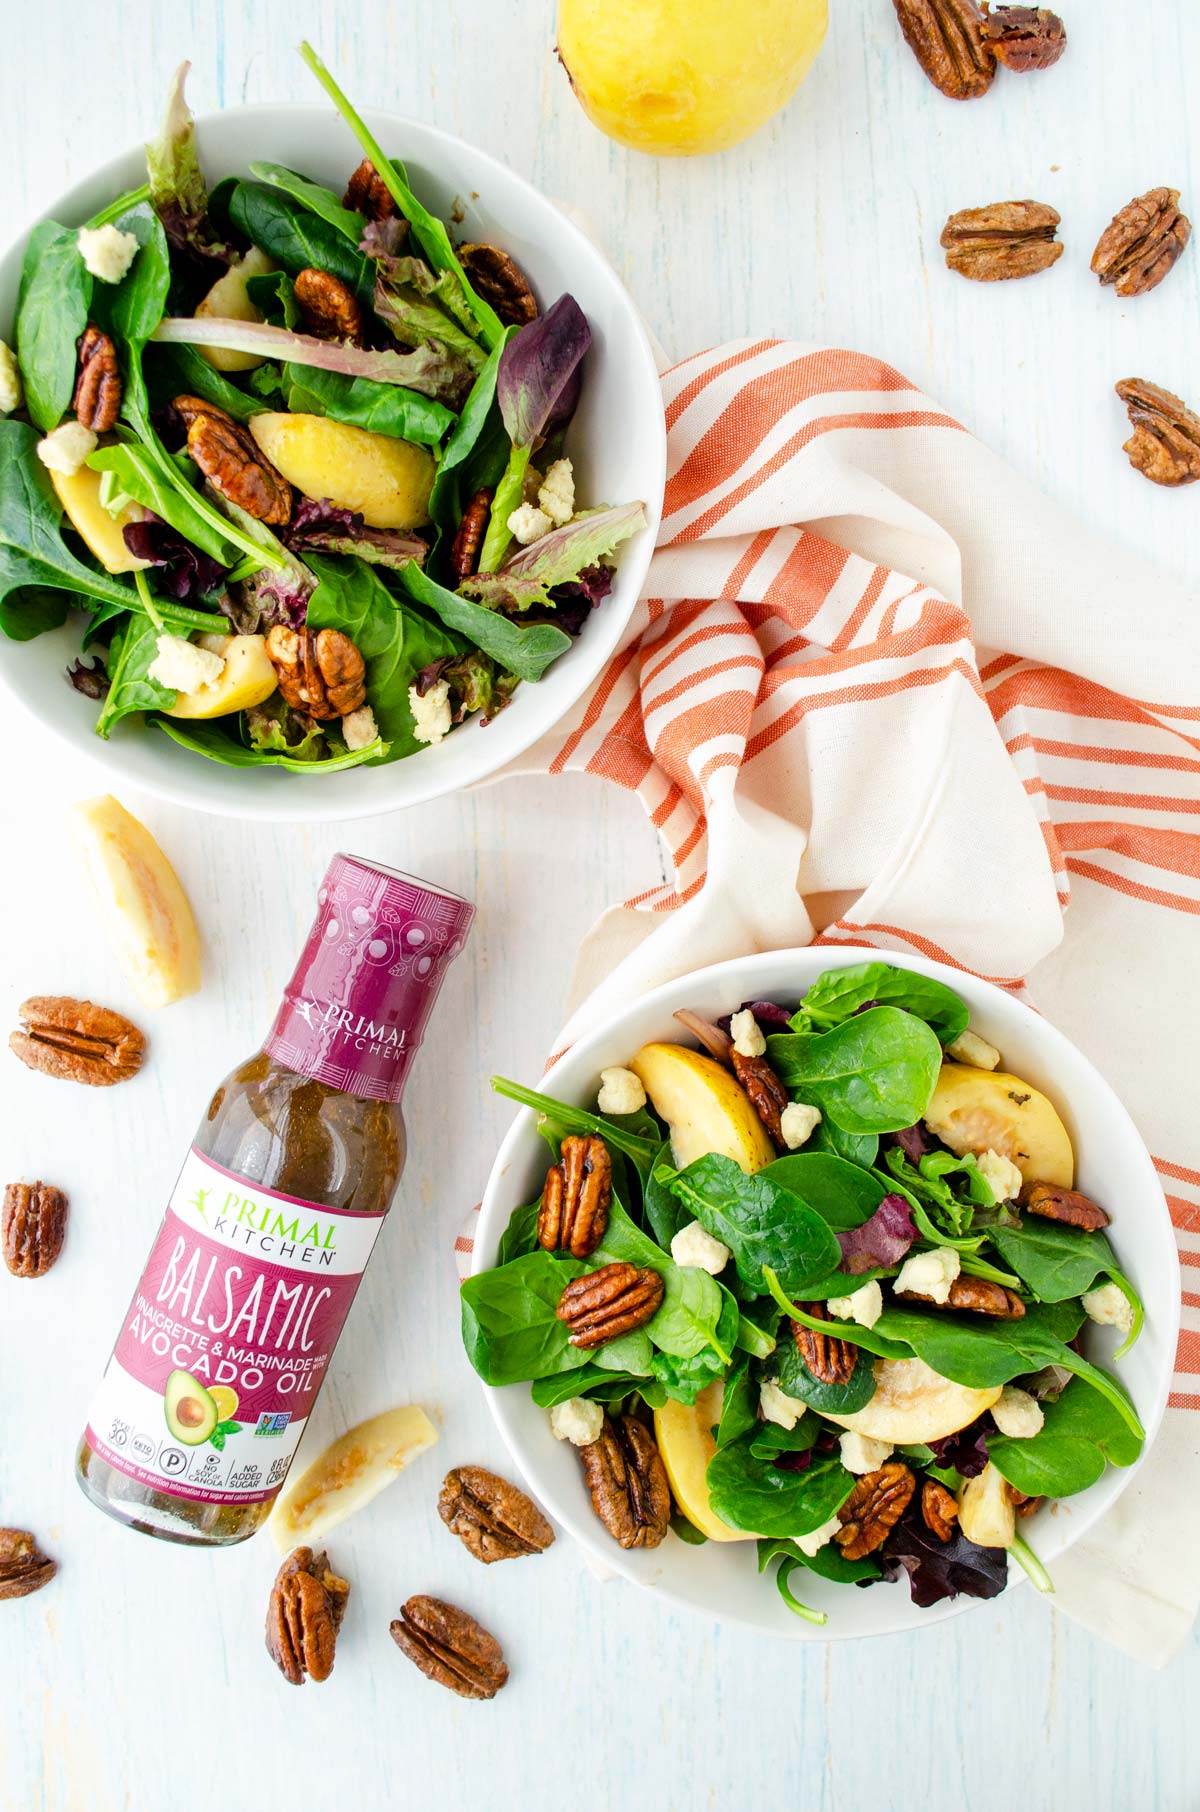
164, 1370, 219, 1446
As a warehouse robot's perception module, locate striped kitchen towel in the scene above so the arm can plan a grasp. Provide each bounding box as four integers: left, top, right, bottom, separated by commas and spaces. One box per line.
465, 338, 1200, 1664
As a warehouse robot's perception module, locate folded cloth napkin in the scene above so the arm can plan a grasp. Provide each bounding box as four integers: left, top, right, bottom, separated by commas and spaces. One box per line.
457, 339, 1200, 1665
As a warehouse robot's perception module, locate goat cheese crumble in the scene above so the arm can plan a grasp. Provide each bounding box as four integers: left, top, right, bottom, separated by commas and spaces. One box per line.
729, 1009, 766, 1058
945, 1027, 1002, 1070
1082, 1280, 1134, 1336
976, 1147, 1024, 1203
596, 1066, 647, 1116
507, 501, 553, 545
35, 420, 97, 476
991, 1385, 1044, 1439
826, 1280, 883, 1329
549, 1397, 604, 1447
839, 1431, 894, 1475
408, 679, 452, 746
147, 634, 226, 693
669, 1219, 731, 1276
537, 458, 575, 526
895, 1245, 961, 1305
341, 704, 379, 752
77, 223, 139, 284
780, 1101, 822, 1149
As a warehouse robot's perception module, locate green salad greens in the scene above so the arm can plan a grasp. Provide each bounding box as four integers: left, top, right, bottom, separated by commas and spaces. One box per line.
0, 46, 645, 773
462, 961, 1147, 1624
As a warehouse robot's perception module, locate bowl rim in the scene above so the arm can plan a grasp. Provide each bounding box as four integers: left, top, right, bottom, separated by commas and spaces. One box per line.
0, 100, 666, 822
473, 943, 1181, 1639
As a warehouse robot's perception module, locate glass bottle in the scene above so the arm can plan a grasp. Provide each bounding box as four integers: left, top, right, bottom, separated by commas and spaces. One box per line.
76, 854, 473, 1547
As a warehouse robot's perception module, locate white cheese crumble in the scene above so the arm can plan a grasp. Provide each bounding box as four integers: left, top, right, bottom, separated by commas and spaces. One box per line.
596, 1066, 647, 1116
537, 458, 575, 526
506, 501, 553, 545
341, 704, 379, 752
1082, 1280, 1134, 1336
77, 223, 139, 284
826, 1279, 883, 1329
945, 1027, 1002, 1070
796, 1514, 843, 1559
669, 1219, 731, 1276
758, 1380, 807, 1431
0, 341, 22, 415
991, 1385, 1044, 1439
549, 1396, 604, 1447
147, 634, 226, 693
408, 679, 452, 746
894, 1245, 961, 1305
780, 1101, 822, 1149
36, 420, 97, 476
839, 1431, 894, 1475
976, 1147, 1024, 1203
729, 1008, 766, 1058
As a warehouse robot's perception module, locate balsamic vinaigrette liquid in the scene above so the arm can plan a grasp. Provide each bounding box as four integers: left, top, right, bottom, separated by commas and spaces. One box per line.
76, 856, 473, 1547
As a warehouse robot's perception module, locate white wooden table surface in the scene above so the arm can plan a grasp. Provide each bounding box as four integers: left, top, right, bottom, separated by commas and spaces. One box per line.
1, 4, 1197, 1809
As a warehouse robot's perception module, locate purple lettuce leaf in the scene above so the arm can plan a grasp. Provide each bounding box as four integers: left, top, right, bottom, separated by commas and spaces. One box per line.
926, 1415, 994, 1479
145, 63, 236, 270
496, 294, 591, 448
67, 656, 110, 701
835, 1193, 916, 1275
359, 217, 409, 262
123, 518, 228, 601
880, 1505, 1009, 1608
884, 1122, 935, 1166
717, 1000, 796, 1037
152, 317, 476, 408
226, 558, 315, 634
284, 498, 428, 570
514, 564, 614, 638
460, 503, 646, 613
415, 651, 516, 724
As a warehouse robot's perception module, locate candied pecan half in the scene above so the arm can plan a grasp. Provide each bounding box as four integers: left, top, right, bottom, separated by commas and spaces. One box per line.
731, 1049, 788, 1149
1020, 1181, 1111, 1230
0, 1528, 56, 1601
345, 158, 399, 221
10, 997, 144, 1087
457, 244, 538, 325
73, 326, 121, 433
3, 1182, 68, 1278
1092, 189, 1192, 298
941, 200, 1062, 281
835, 1462, 916, 1560
791, 1303, 857, 1385
898, 1275, 1026, 1318
450, 486, 494, 581
893, 0, 995, 99
265, 625, 367, 720
438, 1466, 554, 1564
390, 1596, 508, 1699
979, 4, 1066, 69
294, 267, 363, 343
173, 395, 292, 525
921, 1478, 960, 1541
265, 1547, 349, 1685
537, 1133, 611, 1259
577, 1413, 671, 1550
1114, 378, 1200, 488
556, 1262, 663, 1349
1011, 1489, 1044, 1518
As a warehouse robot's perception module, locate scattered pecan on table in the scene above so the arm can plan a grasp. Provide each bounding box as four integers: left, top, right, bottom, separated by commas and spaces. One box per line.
892, 0, 996, 100
457, 244, 538, 325
390, 1595, 508, 1699
10, 997, 144, 1087
72, 325, 121, 433
0, 1528, 56, 1601
921, 1479, 960, 1541
344, 157, 399, 221
1020, 1180, 1112, 1229
538, 1132, 611, 1258
897, 1274, 1025, 1318
265, 626, 367, 720
1091, 189, 1192, 298
731, 1049, 789, 1149
438, 1466, 554, 1564
979, 4, 1067, 70
172, 395, 292, 525
556, 1261, 664, 1348
941, 200, 1063, 281
835, 1463, 917, 1560
449, 487, 494, 582
265, 1547, 350, 1685
293, 267, 363, 342
3, 1182, 68, 1278
791, 1303, 858, 1385
577, 1412, 671, 1551
1112, 379, 1200, 488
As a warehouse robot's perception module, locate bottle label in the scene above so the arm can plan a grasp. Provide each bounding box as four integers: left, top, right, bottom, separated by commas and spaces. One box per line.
84, 1148, 386, 1506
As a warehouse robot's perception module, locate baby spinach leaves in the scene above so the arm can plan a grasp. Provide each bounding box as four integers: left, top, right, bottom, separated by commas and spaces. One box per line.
246, 161, 366, 243
153, 718, 389, 772
773, 1336, 878, 1415
989, 1219, 1143, 1352
489, 1076, 662, 1176
706, 1441, 853, 1538
144, 343, 268, 421
282, 365, 455, 446
0, 423, 138, 635
427, 330, 516, 561
657, 1153, 842, 1297
758, 1151, 886, 1229
229, 181, 372, 303
767, 1007, 943, 1135
714, 1355, 759, 1449
792, 962, 970, 1045
15, 221, 92, 431
988, 1378, 1142, 1499
648, 1292, 740, 1404
591, 1195, 726, 1362
95, 615, 173, 736
459, 1250, 587, 1385
397, 563, 571, 683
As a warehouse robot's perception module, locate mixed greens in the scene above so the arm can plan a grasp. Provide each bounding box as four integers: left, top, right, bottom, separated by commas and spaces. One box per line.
462, 961, 1147, 1624
0, 46, 645, 772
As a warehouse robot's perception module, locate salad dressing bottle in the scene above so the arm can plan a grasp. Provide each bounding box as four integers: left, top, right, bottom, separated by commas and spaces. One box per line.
76, 855, 473, 1546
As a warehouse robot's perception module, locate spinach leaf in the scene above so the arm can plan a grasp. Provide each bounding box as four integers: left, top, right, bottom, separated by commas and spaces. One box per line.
734, 1306, 779, 1359
767, 1007, 943, 1134
774, 1337, 878, 1415
529, 1365, 665, 1409
143, 342, 268, 421
283, 364, 455, 446
460, 1250, 588, 1385
0, 421, 141, 635
591, 1196, 726, 1362
988, 1378, 1143, 1498
246, 269, 301, 330
87, 442, 237, 566
229, 181, 373, 303
152, 718, 387, 772
671, 1514, 709, 1546
427, 329, 516, 562
104, 204, 172, 346
306, 554, 463, 761
397, 562, 571, 684
714, 1355, 758, 1449
758, 1152, 887, 1229
593, 1328, 656, 1376
706, 1441, 853, 1538
808, 1116, 879, 1169
247, 162, 366, 242
793, 962, 970, 1044
95, 615, 173, 735
15, 221, 92, 431
496, 1199, 541, 1265
749, 1415, 821, 1460
990, 1219, 1140, 1313
758, 1534, 880, 1587
641, 1140, 686, 1250
489, 1076, 661, 1175
657, 1153, 842, 1296
648, 1290, 739, 1404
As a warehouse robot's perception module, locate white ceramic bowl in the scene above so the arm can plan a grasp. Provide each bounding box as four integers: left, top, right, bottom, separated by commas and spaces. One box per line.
476, 946, 1180, 1639
0, 105, 665, 821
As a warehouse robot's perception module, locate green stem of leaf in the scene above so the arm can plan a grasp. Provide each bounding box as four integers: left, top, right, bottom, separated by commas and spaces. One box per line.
1107, 1270, 1145, 1361
88, 185, 151, 229
133, 568, 164, 633
478, 442, 530, 572
1010, 1532, 1055, 1595
775, 1557, 828, 1626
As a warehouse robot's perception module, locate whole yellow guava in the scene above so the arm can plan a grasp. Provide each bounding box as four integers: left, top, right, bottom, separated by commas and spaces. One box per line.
556, 0, 829, 157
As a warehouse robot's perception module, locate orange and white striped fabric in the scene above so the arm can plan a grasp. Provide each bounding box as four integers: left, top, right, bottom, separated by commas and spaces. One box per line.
486, 338, 1200, 1661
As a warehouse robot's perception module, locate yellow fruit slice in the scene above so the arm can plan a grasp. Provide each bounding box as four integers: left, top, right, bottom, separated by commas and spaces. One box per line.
163, 634, 278, 720
630, 1042, 775, 1173
248, 412, 435, 530
50, 465, 150, 574
268, 1405, 439, 1551
67, 795, 201, 1009
958, 1462, 1016, 1549
923, 1063, 1074, 1187
654, 1383, 756, 1541
824, 1358, 1001, 1445
194, 246, 276, 372
209, 1385, 239, 1422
